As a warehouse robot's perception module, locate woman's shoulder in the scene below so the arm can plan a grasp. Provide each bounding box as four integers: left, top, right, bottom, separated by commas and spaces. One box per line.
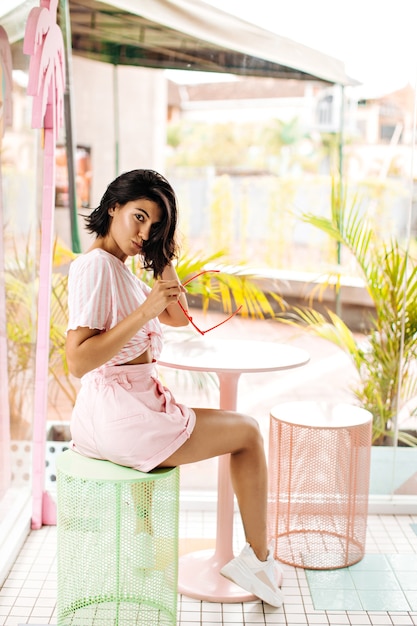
70, 249, 120, 274
69, 250, 122, 289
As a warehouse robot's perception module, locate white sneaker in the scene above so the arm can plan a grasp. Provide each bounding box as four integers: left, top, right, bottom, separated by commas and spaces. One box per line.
273, 557, 284, 588
220, 543, 284, 607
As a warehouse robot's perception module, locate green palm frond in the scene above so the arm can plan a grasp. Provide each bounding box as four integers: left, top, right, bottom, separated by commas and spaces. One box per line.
197, 266, 285, 319
301, 200, 373, 278
282, 306, 363, 368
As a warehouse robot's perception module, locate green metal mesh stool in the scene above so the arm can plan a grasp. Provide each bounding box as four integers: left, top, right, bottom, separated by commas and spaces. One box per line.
56, 449, 179, 626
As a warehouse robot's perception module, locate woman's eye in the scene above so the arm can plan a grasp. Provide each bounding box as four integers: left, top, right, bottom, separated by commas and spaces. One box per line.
135, 214, 145, 222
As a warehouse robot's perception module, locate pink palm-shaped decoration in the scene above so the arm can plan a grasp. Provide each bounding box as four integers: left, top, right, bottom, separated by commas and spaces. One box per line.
24, 0, 66, 529
24, 0, 65, 130
0, 25, 13, 500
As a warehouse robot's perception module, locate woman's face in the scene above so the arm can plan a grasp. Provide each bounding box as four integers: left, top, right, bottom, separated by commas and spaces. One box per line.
106, 198, 162, 261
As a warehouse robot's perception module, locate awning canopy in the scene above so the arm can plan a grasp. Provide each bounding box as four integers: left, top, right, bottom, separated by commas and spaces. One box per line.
1, 0, 357, 86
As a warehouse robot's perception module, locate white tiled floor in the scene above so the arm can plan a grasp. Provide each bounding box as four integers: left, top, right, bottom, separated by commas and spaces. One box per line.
1, 510, 417, 625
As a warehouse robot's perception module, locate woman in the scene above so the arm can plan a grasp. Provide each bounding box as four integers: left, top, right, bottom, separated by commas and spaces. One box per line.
65, 169, 284, 607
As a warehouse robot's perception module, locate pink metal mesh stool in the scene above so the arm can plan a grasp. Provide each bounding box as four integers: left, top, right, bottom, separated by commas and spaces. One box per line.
268, 402, 372, 570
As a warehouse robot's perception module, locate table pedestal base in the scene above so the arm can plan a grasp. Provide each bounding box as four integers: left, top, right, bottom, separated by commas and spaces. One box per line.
178, 549, 256, 602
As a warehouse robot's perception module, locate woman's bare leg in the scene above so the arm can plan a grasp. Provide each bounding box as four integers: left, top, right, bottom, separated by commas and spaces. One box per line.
158, 408, 268, 561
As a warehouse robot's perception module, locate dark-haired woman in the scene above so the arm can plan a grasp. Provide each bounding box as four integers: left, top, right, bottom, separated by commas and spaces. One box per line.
65, 169, 284, 607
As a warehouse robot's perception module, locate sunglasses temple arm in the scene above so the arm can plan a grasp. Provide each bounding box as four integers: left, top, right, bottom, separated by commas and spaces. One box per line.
177, 301, 205, 336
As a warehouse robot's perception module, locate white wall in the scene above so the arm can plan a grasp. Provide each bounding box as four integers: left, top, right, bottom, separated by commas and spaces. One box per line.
180, 97, 309, 124
69, 57, 167, 251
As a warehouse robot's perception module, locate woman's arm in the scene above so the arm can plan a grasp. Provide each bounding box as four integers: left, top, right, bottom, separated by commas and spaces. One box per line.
66, 278, 184, 377
157, 263, 190, 327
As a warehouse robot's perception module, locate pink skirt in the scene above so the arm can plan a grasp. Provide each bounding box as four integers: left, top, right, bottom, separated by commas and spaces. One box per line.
70, 363, 196, 472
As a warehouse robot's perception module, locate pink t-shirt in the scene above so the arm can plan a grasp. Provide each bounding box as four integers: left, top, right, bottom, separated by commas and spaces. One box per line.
67, 249, 163, 367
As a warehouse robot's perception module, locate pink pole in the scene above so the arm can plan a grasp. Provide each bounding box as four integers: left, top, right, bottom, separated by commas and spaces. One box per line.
214, 372, 240, 563
23, 0, 65, 529
31, 122, 57, 528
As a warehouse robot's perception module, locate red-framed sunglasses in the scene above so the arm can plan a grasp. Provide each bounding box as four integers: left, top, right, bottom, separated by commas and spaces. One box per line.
177, 270, 242, 336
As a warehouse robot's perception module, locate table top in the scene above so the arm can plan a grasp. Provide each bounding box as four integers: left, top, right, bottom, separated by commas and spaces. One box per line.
159, 336, 310, 374
270, 401, 373, 428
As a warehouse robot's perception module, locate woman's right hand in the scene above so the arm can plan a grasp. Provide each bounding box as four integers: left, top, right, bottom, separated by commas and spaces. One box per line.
142, 279, 185, 319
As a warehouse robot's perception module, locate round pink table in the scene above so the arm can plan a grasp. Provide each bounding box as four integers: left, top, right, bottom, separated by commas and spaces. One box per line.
159, 336, 310, 602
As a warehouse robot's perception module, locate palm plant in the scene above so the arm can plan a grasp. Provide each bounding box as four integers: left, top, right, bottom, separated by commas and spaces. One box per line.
284, 182, 417, 446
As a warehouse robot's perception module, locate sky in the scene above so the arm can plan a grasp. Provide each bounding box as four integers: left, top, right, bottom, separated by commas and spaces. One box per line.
167, 0, 417, 95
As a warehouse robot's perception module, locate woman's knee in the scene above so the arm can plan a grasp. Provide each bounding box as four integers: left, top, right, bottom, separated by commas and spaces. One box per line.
240, 414, 264, 447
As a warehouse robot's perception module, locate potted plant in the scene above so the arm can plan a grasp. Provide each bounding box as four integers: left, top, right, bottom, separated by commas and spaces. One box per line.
282, 180, 417, 447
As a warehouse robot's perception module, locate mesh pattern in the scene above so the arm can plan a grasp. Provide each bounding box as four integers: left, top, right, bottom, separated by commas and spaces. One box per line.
268, 406, 372, 570
57, 452, 179, 625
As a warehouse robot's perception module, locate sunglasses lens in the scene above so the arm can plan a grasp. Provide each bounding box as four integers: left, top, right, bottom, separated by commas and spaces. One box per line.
178, 270, 241, 335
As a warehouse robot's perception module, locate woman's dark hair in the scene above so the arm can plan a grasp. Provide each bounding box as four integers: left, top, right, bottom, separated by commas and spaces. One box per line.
84, 169, 179, 277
